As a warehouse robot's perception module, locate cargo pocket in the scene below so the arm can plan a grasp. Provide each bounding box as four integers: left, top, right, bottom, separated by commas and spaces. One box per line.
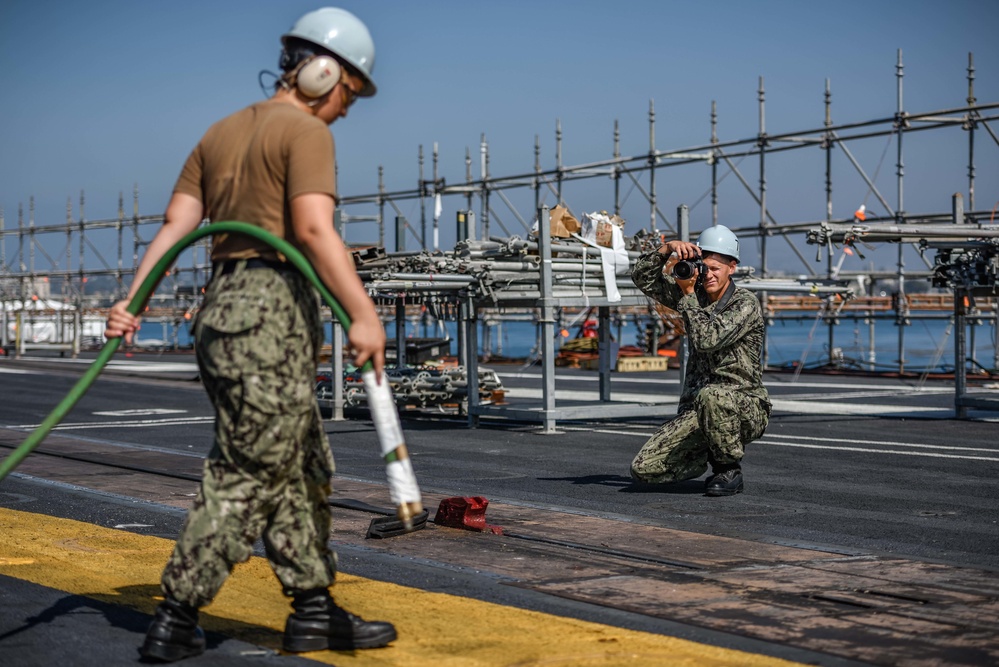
198, 290, 268, 336
196, 299, 257, 397
199, 275, 316, 419
740, 397, 770, 443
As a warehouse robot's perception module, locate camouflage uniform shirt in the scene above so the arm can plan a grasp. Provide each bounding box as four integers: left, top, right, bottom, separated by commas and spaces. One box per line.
631, 251, 770, 413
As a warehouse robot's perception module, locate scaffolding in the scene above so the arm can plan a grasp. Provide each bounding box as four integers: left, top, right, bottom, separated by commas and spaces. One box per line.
2, 50, 997, 381
0, 188, 203, 355
335, 50, 999, 375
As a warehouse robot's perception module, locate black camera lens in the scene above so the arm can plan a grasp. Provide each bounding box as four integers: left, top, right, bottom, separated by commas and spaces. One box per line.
672, 259, 701, 280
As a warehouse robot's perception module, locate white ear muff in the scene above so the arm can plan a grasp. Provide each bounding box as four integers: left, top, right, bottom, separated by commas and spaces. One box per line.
295, 56, 342, 99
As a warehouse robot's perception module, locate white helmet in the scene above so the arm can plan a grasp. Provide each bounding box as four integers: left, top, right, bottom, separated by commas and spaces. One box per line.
697, 225, 740, 262
282, 7, 377, 97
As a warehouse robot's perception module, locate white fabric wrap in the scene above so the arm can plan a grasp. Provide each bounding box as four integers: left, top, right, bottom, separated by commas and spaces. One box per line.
362, 370, 421, 504
572, 220, 630, 303
385, 458, 421, 505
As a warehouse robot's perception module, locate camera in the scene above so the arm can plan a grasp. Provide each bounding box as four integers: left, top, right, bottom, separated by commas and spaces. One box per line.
672, 259, 704, 280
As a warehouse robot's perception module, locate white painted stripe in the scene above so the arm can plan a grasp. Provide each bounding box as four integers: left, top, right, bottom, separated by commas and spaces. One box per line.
49, 419, 214, 431
764, 432, 998, 454
495, 370, 946, 393
768, 399, 945, 416
502, 388, 948, 416
559, 425, 999, 462
503, 387, 675, 405
93, 409, 187, 417
560, 426, 652, 437
53, 417, 215, 431
0, 367, 35, 374
772, 389, 954, 401
763, 380, 947, 393
104, 362, 199, 372
497, 371, 681, 385
7, 416, 214, 430
756, 440, 999, 463
9, 356, 198, 373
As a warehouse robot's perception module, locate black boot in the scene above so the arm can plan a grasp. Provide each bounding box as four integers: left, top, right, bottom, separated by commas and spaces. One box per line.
705, 464, 744, 496
283, 588, 397, 652
139, 598, 206, 662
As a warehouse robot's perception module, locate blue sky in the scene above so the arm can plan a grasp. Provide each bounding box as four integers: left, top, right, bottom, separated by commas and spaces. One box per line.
1, 0, 997, 272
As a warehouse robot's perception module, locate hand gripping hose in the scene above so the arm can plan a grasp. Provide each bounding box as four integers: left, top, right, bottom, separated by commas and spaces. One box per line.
0, 221, 423, 529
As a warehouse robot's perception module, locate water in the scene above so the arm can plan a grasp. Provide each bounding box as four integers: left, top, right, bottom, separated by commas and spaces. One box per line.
137, 314, 998, 374
764, 317, 998, 373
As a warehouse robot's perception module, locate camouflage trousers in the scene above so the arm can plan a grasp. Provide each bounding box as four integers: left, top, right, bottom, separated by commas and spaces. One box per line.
630, 385, 769, 484
161, 263, 336, 609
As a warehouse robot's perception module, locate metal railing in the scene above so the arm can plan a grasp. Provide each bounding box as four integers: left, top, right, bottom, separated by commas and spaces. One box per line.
2, 51, 997, 377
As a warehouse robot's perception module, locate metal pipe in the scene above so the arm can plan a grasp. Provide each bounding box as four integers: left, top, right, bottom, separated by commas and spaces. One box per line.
896, 49, 908, 374
418, 144, 426, 250
369, 273, 476, 283
967, 52, 977, 211
711, 100, 718, 227
613, 120, 622, 217
649, 99, 657, 233
539, 206, 556, 434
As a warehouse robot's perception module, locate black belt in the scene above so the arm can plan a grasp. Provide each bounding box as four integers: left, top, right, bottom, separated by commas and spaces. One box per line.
213, 257, 293, 277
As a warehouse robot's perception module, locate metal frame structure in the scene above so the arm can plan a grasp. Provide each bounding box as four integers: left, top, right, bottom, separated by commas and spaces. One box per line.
807, 193, 999, 416
0, 188, 204, 355
336, 50, 999, 373
1, 51, 996, 407
460, 207, 675, 433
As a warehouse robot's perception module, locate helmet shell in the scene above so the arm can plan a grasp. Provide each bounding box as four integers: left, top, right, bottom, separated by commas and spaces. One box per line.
697, 225, 740, 262
283, 7, 377, 97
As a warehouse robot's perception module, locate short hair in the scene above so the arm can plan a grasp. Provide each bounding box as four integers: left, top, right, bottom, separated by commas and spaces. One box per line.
702, 250, 738, 264
280, 36, 364, 81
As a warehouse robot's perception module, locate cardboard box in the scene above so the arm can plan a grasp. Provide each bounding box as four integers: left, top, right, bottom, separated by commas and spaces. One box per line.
615, 356, 670, 372
581, 355, 671, 372
582, 211, 626, 248
549, 204, 580, 238
595, 220, 614, 247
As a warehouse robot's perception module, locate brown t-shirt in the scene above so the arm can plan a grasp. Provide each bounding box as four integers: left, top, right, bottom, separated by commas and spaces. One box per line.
173, 101, 337, 261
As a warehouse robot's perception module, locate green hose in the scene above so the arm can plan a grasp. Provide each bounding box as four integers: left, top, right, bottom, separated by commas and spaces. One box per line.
0, 221, 365, 481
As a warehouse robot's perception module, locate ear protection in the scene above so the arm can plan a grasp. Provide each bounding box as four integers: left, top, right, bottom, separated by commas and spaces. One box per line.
285, 55, 343, 99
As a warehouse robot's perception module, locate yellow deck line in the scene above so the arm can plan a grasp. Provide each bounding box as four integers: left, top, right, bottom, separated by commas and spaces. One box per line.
0, 507, 804, 666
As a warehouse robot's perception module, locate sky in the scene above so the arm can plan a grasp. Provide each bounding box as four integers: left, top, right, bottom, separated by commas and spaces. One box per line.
1, 0, 998, 274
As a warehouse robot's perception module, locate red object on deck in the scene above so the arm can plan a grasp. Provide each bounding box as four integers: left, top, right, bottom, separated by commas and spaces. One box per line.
434, 496, 503, 534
